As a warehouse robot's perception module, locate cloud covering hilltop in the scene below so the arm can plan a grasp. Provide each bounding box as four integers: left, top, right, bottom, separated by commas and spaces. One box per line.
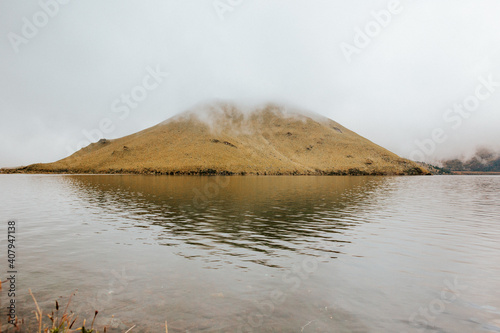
10, 103, 428, 175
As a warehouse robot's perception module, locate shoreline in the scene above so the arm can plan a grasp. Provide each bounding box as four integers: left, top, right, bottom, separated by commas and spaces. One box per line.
451, 171, 500, 175
0, 167, 430, 176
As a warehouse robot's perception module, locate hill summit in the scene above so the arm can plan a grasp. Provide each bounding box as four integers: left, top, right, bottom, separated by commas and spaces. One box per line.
16, 103, 428, 175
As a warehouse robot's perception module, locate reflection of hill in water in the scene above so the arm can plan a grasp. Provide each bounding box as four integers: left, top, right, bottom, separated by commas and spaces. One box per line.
64, 175, 390, 267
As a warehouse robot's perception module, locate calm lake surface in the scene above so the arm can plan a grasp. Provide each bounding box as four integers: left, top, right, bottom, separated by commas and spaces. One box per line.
1, 175, 499, 332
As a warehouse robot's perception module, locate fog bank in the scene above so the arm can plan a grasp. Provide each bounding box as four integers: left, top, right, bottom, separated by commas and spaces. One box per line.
1, 0, 500, 167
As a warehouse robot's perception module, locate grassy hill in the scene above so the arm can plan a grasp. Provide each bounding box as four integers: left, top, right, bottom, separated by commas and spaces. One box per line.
7, 103, 429, 175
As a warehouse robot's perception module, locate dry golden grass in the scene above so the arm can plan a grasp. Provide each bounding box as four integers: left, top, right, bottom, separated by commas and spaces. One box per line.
3, 289, 146, 332
13, 103, 428, 175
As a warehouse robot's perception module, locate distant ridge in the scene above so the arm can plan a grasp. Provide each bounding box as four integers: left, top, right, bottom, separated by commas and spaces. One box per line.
5, 103, 429, 175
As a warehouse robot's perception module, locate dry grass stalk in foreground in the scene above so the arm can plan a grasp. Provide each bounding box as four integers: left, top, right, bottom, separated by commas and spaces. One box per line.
29, 289, 98, 333
9, 289, 133, 333
2, 286, 168, 332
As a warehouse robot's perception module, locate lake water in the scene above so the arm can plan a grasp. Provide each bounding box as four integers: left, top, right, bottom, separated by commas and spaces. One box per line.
0, 175, 499, 332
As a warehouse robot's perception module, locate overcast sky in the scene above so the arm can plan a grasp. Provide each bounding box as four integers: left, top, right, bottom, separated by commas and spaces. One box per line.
1, 0, 500, 167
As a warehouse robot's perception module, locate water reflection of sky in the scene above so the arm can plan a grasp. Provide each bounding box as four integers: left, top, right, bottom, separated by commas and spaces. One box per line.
1, 175, 499, 332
